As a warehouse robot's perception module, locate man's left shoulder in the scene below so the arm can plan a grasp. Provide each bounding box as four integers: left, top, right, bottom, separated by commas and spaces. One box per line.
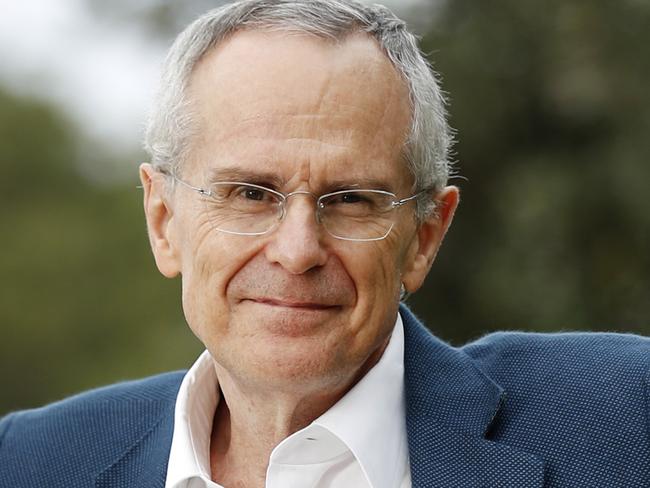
463, 330, 650, 390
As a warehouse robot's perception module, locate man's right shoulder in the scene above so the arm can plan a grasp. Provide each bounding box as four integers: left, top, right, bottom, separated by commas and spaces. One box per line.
0, 370, 185, 487
1, 370, 186, 428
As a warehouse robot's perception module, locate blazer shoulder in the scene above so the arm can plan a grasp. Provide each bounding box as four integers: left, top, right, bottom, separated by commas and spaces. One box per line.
0, 411, 16, 446
464, 330, 650, 366
0, 370, 185, 486
463, 331, 650, 400
6, 369, 186, 421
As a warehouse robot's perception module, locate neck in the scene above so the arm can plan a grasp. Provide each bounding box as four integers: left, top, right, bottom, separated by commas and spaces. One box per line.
209, 340, 388, 487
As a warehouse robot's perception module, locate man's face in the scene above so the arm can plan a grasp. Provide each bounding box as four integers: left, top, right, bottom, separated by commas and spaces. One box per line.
143, 30, 456, 393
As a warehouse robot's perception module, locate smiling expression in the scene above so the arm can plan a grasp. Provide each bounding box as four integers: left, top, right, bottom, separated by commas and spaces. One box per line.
143, 29, 455, 394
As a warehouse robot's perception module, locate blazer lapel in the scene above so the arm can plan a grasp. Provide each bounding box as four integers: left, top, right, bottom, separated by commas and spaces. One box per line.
94, 391, 176, 488
400, 305, 546, 487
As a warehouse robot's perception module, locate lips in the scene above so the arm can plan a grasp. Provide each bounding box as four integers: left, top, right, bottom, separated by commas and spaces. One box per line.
227, 254, 356, 309
247, 298, 339, 310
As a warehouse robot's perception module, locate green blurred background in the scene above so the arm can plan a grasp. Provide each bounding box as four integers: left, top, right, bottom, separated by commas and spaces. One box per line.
1, 0, 649, 415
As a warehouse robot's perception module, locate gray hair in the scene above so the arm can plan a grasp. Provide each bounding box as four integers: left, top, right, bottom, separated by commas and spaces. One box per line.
144, 0, 453, 219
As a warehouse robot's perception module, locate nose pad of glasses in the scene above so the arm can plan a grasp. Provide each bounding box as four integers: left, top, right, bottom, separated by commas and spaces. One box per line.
278, 200, 287, 222
315, 201, 324, 224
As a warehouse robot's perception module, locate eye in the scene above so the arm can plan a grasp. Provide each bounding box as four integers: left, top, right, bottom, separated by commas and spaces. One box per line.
243, 187, 266, 201
324, 191, 369, 206
227, 184, 281, 209
231, 185, 274, 202
340, 192, 363, 204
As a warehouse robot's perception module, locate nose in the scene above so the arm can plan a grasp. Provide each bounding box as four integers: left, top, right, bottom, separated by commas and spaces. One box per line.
264, 194, 328, 274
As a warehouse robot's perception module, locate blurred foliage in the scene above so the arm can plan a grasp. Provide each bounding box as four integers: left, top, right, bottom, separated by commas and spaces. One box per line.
0, 90, 200, 414
410, 0, 650, 341
86, 0, 231, 38
1, 0, 649, 415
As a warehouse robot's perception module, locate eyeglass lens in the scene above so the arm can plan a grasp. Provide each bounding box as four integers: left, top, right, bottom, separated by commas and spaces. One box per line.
200, 183, 397, 240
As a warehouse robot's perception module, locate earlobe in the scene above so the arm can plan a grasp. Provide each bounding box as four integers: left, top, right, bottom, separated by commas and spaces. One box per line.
401, 186, 459, 293
139, 163, 181, 278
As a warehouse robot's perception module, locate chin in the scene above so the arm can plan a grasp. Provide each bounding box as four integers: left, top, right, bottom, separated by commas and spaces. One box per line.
218, 336, 356, 392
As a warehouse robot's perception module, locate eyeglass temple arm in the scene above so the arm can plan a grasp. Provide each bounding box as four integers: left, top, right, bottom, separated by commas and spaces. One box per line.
159, 170, 212, 196
393, 189, 429, 208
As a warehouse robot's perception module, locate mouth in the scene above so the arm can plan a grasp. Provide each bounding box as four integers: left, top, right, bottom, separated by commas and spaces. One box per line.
247, 298, 339, 310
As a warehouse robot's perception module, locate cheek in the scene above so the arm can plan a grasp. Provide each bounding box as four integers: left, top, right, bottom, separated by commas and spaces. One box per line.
340, 244, 402, 365
360, 231, 415, 333
178, 225, 263, 340
346, 224, 417, 325
358, 231, 411, 293
343, 239, 404, 326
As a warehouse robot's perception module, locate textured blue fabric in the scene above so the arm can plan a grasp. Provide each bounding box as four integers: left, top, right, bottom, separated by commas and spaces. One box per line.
401, 307, 650, 487
2, 305, 649, 487
0, 371, 183, 488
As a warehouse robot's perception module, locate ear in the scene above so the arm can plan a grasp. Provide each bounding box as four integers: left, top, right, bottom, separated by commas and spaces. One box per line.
401, 186, 459, 293
139, 163, 181, 278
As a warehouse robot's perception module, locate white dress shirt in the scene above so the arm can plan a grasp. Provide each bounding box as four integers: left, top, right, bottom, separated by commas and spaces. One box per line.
165, 314, 411, 488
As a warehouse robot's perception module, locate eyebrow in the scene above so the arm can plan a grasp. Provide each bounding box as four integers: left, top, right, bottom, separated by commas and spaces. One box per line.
324, 177, 395, 193
206, 167, 285, 188
205, 166, 396, 193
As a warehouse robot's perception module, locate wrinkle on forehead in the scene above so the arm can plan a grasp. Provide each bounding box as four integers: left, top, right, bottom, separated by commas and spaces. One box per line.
185, 29, 412, 189
210, 114, 356, 147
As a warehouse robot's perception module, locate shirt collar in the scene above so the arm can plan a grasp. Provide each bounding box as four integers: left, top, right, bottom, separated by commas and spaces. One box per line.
165, 313, 408, 488
312, 313, 409, 488
165, 348, 220, 487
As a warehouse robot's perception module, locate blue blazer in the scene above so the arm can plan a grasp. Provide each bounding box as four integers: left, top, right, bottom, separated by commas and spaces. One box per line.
2, 305, 649, 487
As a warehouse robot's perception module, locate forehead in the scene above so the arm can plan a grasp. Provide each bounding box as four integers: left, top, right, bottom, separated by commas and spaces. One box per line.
185, 29, 413, 189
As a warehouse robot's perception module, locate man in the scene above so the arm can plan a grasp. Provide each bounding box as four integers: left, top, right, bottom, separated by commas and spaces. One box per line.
1, 1, 649, 487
